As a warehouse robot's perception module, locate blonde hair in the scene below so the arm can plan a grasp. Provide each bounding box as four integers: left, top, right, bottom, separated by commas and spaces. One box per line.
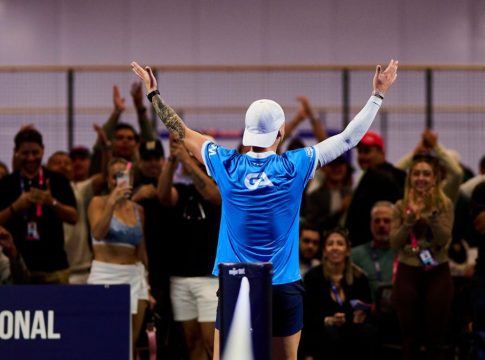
108, 157, 128, 169
402, 154, 447, 212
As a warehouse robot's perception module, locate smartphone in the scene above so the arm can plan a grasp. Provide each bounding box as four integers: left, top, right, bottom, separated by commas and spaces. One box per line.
350, 299, 372, 312
116, 169, 132, 198
116, 170, 130, 187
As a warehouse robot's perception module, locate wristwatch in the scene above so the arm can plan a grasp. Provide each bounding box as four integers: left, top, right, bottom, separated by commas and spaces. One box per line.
372, 90, 384, 99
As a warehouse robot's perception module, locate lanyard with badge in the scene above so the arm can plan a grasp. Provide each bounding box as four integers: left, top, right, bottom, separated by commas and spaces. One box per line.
410, 231, 437, 269
20, 168, 43, 241
330, 281, 344, 307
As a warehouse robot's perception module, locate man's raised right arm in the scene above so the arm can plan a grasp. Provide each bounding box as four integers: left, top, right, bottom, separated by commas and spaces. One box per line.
130, 62, 209, 163
314, 59, 398, 167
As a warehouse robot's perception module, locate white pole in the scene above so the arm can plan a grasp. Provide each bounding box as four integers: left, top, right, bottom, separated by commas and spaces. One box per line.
221, 277, 254, 360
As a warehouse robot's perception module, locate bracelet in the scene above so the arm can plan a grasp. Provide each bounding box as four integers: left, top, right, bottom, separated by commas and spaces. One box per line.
146, 90, 160, 103
372, 90, 384, 100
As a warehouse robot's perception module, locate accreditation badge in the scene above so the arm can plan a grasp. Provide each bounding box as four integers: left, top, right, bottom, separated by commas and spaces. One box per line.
418, 249, 438, 269
26, 221, 40, 241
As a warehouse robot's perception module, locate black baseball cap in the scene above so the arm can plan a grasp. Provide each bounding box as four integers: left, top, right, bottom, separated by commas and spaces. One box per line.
139, 140, 165, 159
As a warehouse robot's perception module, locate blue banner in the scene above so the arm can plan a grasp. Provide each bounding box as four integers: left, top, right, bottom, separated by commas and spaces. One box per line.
0, 285, 130, 360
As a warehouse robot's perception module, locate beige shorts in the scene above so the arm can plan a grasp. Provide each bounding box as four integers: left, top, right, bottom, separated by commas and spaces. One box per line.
88, 260, 149, 314
170, 276, 218, 322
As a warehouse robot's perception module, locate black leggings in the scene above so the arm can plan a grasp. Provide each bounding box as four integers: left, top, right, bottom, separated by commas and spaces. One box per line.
392, 262, 453, 360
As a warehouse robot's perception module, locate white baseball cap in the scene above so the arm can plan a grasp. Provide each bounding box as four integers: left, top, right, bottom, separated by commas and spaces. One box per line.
242, 99, 285, 148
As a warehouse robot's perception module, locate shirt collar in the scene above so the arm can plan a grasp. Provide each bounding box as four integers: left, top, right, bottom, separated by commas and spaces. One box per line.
246, 151, 276, 159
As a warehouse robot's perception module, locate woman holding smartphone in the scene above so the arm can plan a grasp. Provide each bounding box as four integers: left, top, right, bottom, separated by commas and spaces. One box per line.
87, 157, 150, 350
390, 154, 454, 360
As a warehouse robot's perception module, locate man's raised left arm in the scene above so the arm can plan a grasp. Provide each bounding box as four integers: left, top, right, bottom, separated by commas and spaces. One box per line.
131, 62, 209, 163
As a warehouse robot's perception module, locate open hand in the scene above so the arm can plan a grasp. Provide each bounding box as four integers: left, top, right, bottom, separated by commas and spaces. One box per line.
373, 59, 399, 95
113, 85, 126, 113
131, 62, 158, 94
131, 82, 145, 110
93, 123, 109, 148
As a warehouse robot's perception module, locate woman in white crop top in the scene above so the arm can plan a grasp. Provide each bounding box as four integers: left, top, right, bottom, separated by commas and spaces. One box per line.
87, 157, 151, 353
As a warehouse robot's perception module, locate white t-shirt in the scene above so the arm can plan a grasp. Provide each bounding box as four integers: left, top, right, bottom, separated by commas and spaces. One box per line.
63, 178, 94, 272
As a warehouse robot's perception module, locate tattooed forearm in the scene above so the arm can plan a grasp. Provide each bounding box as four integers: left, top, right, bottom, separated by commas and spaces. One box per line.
187, 168, 207, 192
185, 164, 221, 205
152, 95, 186, 140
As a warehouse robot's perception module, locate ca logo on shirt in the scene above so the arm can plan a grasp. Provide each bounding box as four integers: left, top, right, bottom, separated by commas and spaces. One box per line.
244, 172, 274, 190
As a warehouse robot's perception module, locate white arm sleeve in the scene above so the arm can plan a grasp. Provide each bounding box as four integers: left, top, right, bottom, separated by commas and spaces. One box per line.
314, 95, 383, 166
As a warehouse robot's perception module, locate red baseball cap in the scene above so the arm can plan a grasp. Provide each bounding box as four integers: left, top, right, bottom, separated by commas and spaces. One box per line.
359, 131, 384, 150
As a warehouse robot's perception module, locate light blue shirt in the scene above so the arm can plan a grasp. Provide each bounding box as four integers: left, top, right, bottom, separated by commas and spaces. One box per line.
201, 95, 383, 284
202, 143, 318, 285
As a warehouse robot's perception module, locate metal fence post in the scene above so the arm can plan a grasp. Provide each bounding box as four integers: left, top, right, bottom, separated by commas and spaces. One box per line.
67, 69, 74, 150
425, 68, 433, 129
342, 68, 350, 128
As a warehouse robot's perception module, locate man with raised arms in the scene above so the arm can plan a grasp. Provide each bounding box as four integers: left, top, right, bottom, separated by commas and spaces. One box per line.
131, 60, 398, 360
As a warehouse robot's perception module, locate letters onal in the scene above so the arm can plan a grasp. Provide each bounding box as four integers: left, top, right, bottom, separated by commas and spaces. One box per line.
0, 310, 61, 340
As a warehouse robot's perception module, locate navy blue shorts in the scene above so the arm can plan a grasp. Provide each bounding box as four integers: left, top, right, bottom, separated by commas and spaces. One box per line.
216, 280, 304, 337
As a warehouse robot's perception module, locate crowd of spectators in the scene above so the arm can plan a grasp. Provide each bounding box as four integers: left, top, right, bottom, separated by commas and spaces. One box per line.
0, 87, 483, 359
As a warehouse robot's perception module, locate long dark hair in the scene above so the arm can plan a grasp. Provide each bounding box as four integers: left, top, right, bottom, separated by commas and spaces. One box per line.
321, 228, 361, 285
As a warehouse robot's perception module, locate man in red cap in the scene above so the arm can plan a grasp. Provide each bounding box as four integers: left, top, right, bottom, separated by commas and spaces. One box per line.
345, 131, 406, 247
357, 131, 385, 170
